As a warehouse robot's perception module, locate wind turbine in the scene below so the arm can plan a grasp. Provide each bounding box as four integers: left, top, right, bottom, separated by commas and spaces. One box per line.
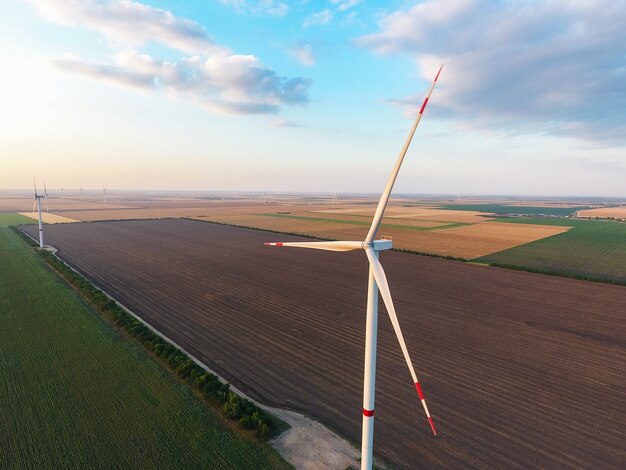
103, 186, 107, 204
32, 179, 45, 248
80, 186, 84, 202
265, 65, 443, 469
43, 182, 49, 212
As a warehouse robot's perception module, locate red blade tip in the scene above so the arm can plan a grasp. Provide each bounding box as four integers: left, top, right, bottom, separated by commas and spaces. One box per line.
428, 417, 437, 436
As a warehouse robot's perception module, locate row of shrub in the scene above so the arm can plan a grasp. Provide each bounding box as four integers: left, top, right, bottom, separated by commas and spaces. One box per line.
392, 247, 467, 262
11, 226, 286, 440
10, 225, 38, 247
482, 261, 626, 286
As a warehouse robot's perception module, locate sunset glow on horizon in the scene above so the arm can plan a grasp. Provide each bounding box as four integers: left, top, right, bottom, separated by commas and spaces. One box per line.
1, 0, 625, 196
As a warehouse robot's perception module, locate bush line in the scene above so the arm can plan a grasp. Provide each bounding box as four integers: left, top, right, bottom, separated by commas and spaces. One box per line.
12, 227, 286, 441
483, 261, 626, 286
10, 225, 39, 247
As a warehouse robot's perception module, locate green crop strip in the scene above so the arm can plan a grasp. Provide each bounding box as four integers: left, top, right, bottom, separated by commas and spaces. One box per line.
0, 213, 36, 227
475, 217, 626, 285
437, 204, 585, 217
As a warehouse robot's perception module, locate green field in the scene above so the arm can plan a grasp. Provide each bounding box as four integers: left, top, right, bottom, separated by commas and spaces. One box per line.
0, 215, 290, 469
257, 212, 469, 231
0, 212, 35, 227
476, 217, 626, 283
437, 204, 585, 217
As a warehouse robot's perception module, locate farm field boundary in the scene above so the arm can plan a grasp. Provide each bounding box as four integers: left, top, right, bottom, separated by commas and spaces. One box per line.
255, 212, 470, 231
476, 217, 626, 284
1, 219, 290, 469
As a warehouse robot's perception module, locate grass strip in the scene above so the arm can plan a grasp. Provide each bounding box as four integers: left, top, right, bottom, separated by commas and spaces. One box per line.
0, 213, 36, 227
436, 204, 585, 217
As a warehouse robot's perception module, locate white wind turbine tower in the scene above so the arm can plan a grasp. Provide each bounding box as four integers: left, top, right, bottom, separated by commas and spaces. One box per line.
266, 65, 443, 469
32, 179, 45, 248
80, 186, 84, 202
103, 186, 108, 204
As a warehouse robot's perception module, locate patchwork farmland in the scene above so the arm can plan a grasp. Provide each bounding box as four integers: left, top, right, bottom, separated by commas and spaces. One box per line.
22, 219, 626, 469
479, 218, 626, 283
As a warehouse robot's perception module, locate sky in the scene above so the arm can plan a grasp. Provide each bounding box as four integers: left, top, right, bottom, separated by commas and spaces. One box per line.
1, 0, 625, 197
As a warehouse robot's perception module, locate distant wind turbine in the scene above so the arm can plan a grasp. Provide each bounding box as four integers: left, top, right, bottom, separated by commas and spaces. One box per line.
43, 182, 49, 212
266, 65, 443, 469
103, 186, 107, 204
32, 178, 45, 248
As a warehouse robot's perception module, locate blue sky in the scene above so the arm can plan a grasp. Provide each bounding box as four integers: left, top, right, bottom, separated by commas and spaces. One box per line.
1, 0, 625, 196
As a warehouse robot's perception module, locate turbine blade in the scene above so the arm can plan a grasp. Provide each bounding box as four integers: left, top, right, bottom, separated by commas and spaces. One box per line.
44, 183, 49, 212
264, 240, 362, 252
365, 248, 437, 436
365, 65, 443, 244
32, 196, 37, 214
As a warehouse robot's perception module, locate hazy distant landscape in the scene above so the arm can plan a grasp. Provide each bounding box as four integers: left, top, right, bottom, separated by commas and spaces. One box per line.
1, 190, 624, 468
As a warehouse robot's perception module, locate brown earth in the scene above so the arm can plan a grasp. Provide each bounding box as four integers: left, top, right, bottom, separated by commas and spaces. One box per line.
197, 214, 568, 259
22, 219, 626, 470
318, 207, 490, 224
54, 202, 319, 222
577, 206, 626, 219
5, 195, 567, 259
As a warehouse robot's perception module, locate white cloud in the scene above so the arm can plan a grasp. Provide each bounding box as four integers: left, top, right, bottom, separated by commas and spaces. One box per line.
303, 9, 332, 27
357, 0, 626, 144
331, 0, 362, 12
290, 44, 316, 66
29, 0, 223, 54
29, 0, 309, 115
272, 118, 302, 128
54, 50, 310, 115
219, 0, 288, 17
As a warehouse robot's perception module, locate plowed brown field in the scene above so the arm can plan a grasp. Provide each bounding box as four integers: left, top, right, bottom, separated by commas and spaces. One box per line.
198, 214, 568, 259
22, 220, 626, 469
577, 206, 626, 219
